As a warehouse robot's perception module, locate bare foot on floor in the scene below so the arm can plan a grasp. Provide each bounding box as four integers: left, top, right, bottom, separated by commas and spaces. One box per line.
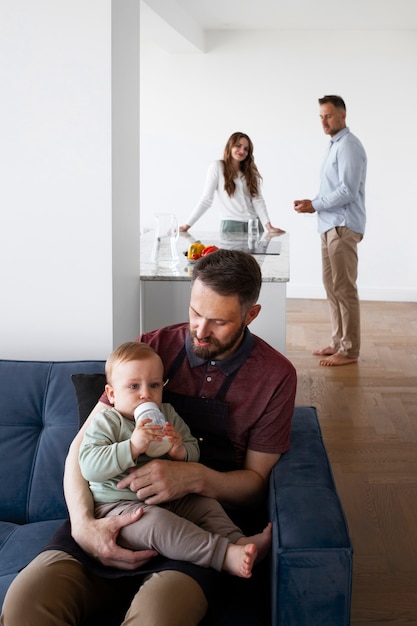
313, 346, 337, 356
224, 523, 272, 578
319, 353, 358, 367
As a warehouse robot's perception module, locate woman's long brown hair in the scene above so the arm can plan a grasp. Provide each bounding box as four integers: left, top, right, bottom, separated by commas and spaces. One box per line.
222, 132, 262, 198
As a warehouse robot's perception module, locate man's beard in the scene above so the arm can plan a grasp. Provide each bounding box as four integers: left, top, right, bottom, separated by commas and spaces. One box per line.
190, 323, 246, 360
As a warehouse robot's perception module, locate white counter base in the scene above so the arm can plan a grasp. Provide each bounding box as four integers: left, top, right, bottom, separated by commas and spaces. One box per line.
141, 279, 287, 354
140, 231, 289, 354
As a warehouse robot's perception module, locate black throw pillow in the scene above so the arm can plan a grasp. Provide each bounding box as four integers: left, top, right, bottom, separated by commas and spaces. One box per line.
71, 373, 107, 427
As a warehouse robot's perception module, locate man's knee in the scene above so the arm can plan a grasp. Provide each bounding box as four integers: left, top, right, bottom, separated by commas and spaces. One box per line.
1, 551, 93, 626
125, 570, 208, 626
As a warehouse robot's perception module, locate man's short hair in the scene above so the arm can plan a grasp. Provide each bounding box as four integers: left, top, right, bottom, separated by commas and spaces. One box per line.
318, 95, 346, 111
192, 248, 261, 312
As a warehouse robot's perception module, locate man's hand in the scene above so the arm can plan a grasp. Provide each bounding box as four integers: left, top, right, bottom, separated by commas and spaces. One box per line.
294, 199, 315, 213
118, 459, 199, 506
71, 507, 158, 570
118, 451, 280, 508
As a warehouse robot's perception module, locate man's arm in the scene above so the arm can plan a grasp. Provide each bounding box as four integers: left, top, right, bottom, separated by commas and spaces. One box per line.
117, 449, 280, 509
63, 401, 158, 569
310, 140, 366, 213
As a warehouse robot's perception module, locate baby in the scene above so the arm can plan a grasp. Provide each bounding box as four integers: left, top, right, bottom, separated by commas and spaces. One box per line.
79, 341, 271, 578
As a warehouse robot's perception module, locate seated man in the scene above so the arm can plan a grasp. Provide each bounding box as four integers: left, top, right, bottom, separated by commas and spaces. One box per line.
1, 249, 297, 626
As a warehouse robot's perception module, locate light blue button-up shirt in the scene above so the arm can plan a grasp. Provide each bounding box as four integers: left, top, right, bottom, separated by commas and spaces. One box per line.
312, 127, 367, 235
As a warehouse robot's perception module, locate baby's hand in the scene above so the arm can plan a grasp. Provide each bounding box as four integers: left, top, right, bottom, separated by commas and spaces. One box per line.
165, 423, 187, 461
130, 419, 164, 459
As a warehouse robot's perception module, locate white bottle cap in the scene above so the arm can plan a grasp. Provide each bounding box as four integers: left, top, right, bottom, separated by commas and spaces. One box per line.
134, 402, 161, 421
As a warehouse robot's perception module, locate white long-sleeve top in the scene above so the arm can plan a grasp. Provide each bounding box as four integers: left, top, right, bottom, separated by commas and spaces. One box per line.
185, 160, 271, 227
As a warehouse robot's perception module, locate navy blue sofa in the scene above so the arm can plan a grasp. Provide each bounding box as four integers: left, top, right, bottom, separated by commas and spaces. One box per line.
0, 359, 352, 625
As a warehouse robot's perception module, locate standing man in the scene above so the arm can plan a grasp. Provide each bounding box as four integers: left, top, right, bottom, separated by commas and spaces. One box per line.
294, 95, 367, 366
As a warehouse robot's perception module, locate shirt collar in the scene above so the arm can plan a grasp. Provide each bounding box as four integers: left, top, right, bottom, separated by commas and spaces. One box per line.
330, 126, 350, 144
185, 327, 254, 375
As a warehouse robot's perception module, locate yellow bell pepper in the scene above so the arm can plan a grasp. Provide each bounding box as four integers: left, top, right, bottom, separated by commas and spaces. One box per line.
187, 242, 205, 260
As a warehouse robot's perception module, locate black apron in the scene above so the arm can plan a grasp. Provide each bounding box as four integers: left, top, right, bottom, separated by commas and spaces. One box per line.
162, 345, 238, 472
163, 346, 266, 535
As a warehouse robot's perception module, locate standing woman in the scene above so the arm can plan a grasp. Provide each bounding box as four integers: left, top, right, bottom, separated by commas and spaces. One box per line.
179, 132, 285, 234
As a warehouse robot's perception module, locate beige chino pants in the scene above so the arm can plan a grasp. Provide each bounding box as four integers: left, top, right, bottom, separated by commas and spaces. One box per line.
1, 550, 208, 626
321, 226, 363, 359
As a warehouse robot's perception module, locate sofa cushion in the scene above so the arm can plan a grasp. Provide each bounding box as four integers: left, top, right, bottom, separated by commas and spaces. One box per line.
71, 373, 106, 426
0, 359, 106, 611
0, 519, 65, 577
0, 360, 105, 524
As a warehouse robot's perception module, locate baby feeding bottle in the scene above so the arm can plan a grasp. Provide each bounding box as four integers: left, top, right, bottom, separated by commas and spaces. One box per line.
133, 402, 172, 457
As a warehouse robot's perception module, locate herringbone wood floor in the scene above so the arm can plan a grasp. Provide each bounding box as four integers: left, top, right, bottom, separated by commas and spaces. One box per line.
286, 299, 417, 625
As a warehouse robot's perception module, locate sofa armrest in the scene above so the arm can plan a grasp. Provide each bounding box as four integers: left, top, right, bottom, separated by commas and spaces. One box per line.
268, 406, 352, 626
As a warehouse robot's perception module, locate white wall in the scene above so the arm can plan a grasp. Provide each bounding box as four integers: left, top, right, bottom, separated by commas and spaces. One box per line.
140, 27, 417, 302
0, 0, 140, 360
0, 5, 415, 362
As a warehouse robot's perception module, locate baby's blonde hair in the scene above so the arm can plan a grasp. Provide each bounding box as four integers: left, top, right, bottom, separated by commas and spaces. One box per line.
105, 341, 161, 385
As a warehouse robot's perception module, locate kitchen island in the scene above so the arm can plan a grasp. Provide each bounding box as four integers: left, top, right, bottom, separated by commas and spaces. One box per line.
140, 230, 290, 354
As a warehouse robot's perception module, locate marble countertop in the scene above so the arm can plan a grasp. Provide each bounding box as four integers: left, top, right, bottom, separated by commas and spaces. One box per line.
140, 230, 290, 283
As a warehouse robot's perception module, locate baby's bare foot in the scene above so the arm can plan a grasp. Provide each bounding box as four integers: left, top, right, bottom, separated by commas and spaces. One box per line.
236, 522, 272, 563
223, 542, 257, 578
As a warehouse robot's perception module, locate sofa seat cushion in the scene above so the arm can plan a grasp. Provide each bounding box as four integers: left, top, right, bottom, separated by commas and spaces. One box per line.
0, 519, 66, 577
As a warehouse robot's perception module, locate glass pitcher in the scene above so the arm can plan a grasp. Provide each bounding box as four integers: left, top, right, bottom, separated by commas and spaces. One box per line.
151, 213, 179, 268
